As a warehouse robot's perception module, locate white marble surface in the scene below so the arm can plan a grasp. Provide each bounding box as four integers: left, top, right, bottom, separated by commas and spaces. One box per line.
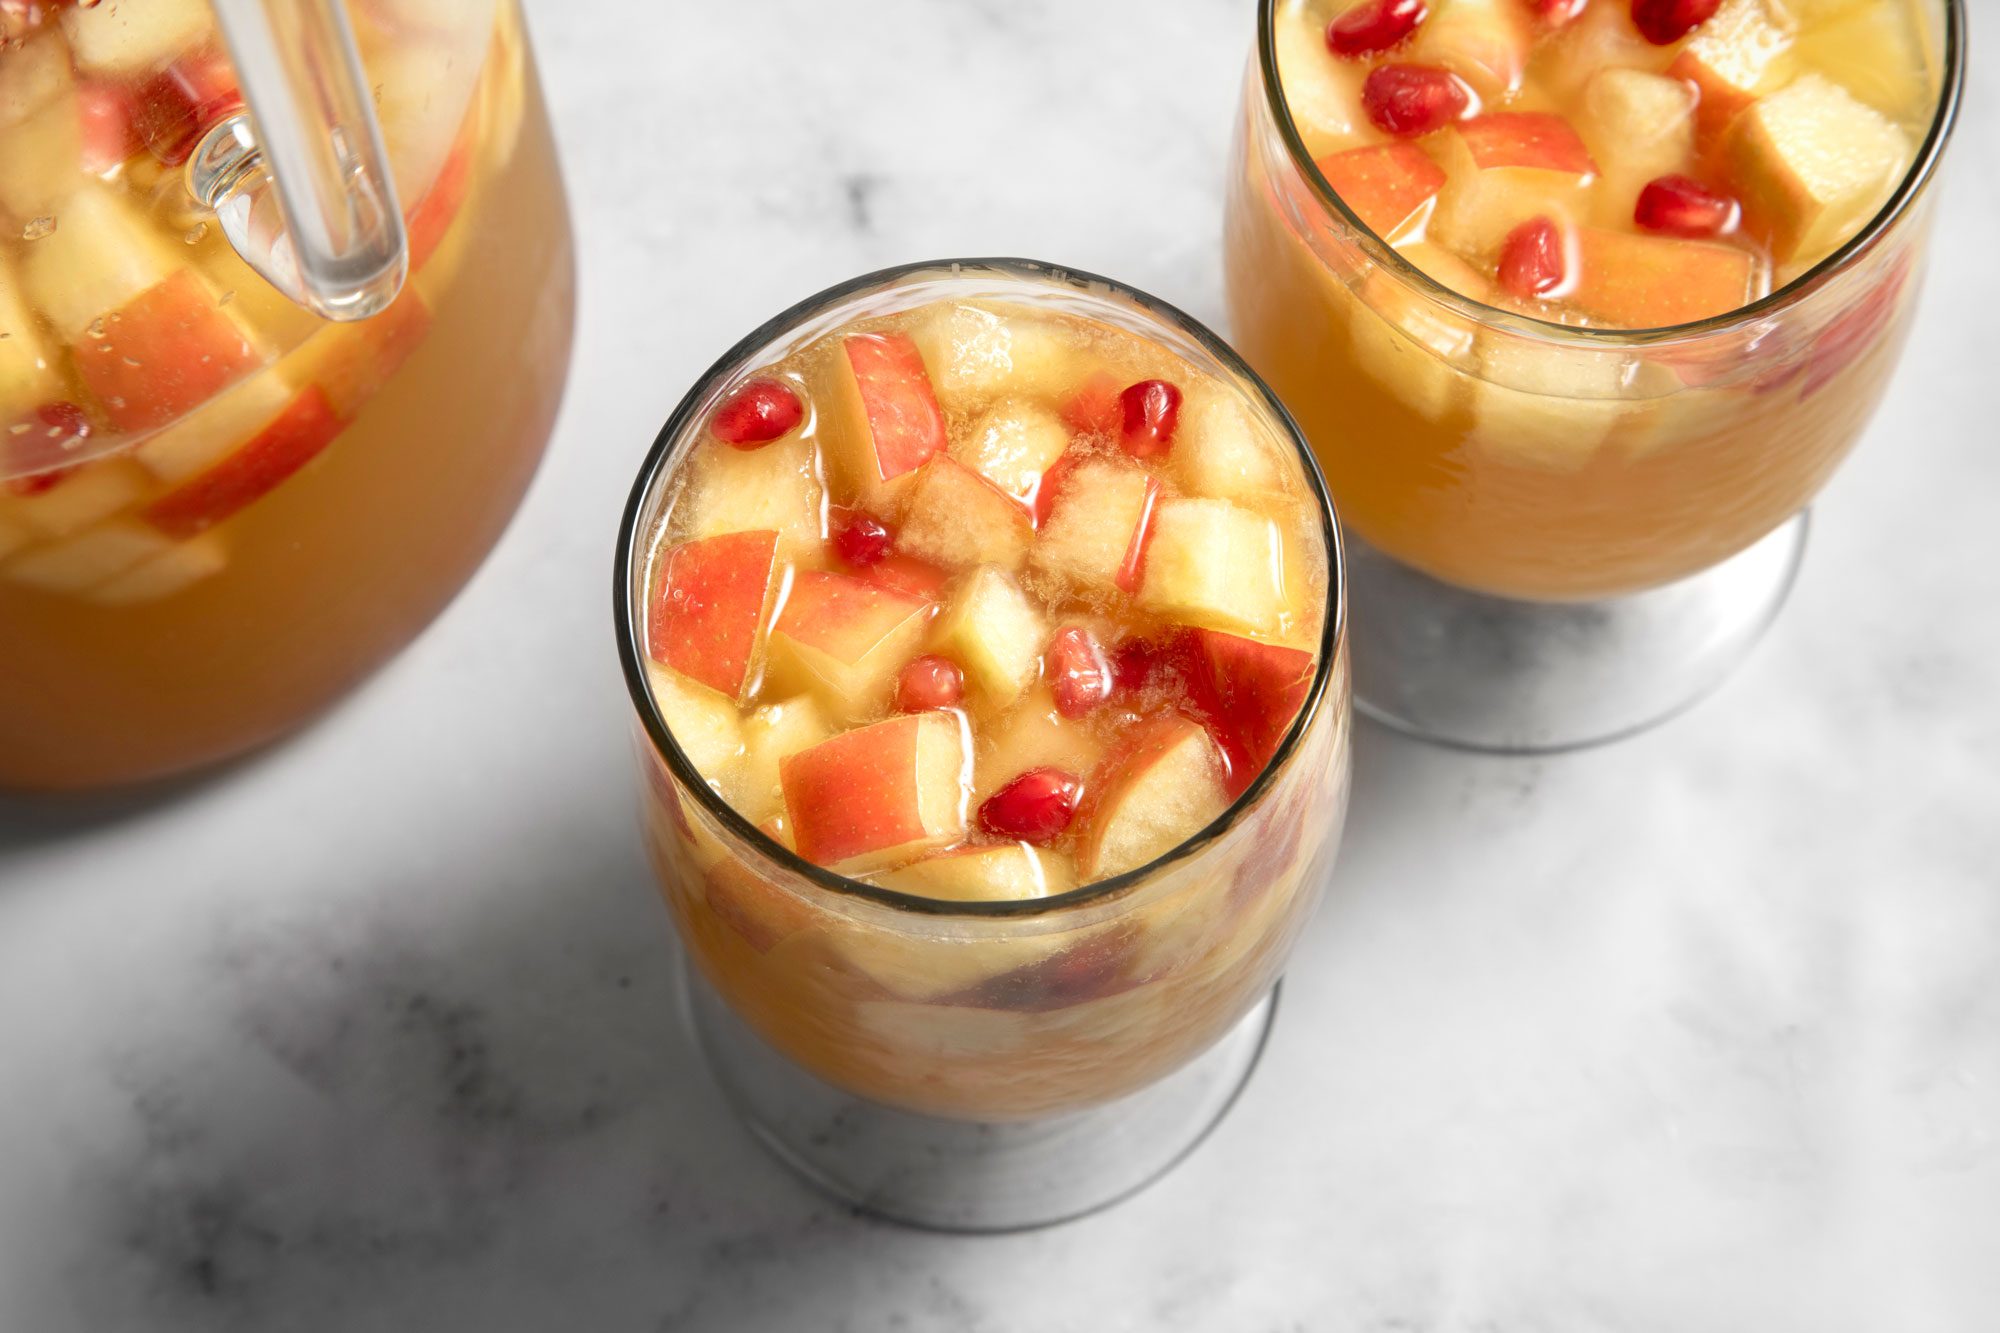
3, 1, 1997, 1328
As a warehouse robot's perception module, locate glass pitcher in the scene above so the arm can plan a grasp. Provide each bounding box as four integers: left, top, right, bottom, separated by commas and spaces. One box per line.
0, 0, 575, 790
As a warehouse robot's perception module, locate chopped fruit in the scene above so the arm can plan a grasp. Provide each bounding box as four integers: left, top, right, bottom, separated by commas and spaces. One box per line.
5, 458, 145, 538
646, 663, 744, 781
1029, 459, 1159, 594
676, 434, 821, 558
135, 47, 244, 166
1528, 0, 1591, 27
909, 303, 1072, 411
3, 518, 172, 594
978, 767, 1084, 845
142, 387, 346, 538
725, 695, 833, 825
405, 135, 473, 276
1076, 714, 1231, 880
1667, 0, 1795, 138
1058, 372, 1123, 440
1498, 216, 1568, 299
1631, 0, 1723, 43
765, 570, 934, 722
860, 550, 952, 601
0, 265, 61, 429
830, 506, 894, 567
1328, 0, 1431, 57
76, 81, 142, 174
826, 331, 947, 504
873, 843, 1074, 902
645, 529, 781, 701
1578, 69, 1697, 214
88, 532, 228, 606
1791, 0, 1930, 118
780, 713, 969, 873
1275, 2, 1372, 154
703, 856, 815, 953
0, 34, 81, 218
973, 686, 1106, 804
1725, 73, 1911, 264
1469, 335, 1637, 466
1315, 142, 1448, 241
61, 0, 210, 74
1635, 175, 1739, 236
1139, 498, 1290, 638
1570, 225, 1762, 327
1430, 113, 1597, 254
1118, 379, 1184, 461
134, 373, 293, 483
895, 455, 1034, 572
1407, 0, 1535, 93
1192, 631, 1316, 794
1361, 63, 1473, 137
929, 565, 1046, 709
952, 398, 1069, 508
1539, 0, 1660, 99
1455, 110, 1597, 175
1045, 626, 1114, 720
895, 654, 965, 713
710, 377, 805, 449
1173, 389, 1286, 501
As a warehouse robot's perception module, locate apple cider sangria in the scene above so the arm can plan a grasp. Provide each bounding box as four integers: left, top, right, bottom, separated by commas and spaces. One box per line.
621, 263, 1350, 1122
0, 0, 573, 789
1227, 0, 1958, 598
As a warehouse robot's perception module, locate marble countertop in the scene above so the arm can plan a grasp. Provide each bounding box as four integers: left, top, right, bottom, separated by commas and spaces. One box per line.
4, 1, 1996, 1328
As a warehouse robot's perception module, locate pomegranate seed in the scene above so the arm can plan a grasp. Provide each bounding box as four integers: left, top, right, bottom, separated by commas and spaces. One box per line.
1046, 626, 1114, 719
710, 377, 803, 448
1634, 174, 1739, 238
1326, 0, 1428, 56
1361, 64, 1472, 138
1497, 217, 1567, 300
1630, 0, 1721, 44
829, 506, 893, 567
1529, 0, 1590, 24
36, 401, 92, 443
978, 768, 1084, 845
895, 655, 964, 712
1118, 380, 1183, 460
1110, 637, 1167, 696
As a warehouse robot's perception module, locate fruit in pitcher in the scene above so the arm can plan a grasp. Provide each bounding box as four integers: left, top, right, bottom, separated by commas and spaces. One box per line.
1076, 714, 1232, 880
780, 712, 969, 873
929, 565, 1046, 709
896, 455, 1035, 572
765, 570, 934, 722
61, 0, 210, 75
646, 529, 781, 701
143, 385, 345, 537
1139, 498, 1290, 637
1569, 226, 1763, 326
826, 330, 947, 504
1030, 459, 1159, 595
1578, 68, 1697, 213
1315, 142, 1448, 242
1497, 215, 1568, 299
0, 262, 61, 430
1725, 73, 1911, 264
0, 33, 82, 217
135, 47, 244, 166
1631, 0, 1723, 43
1277, 2, 1372, 154
830, 506, 894, 568
88, 531, 229, 606
1045, 626, 1114, 720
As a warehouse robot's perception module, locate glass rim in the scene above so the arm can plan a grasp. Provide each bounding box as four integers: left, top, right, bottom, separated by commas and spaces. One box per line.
1253, 0, 1968, 344
613, 256, 1348, 922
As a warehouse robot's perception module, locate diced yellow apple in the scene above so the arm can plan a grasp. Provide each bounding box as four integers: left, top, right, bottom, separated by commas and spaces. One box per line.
873, 843, 1075, 903
930, 565, 1047, 709
0, 34, 81, 218
822, 329, 948, 508
644, 661, 744, 787
6, 459, 147, 538
765, 570, 934, 722
1726, 73, 1913, 265
1579, 69, 1697, 221
133, 371, 295, 484
951, 398, 1069, 508
1030, 459, 1158, 594
908, 303, 1074, 412
1347, 241, 1485, 422
1, 258, 61, 422
972, 685, 1107, 804
724, 694, 834, 826
62, 0, 212, 74
780, 712, 969, 874
1668, 0, 1796, 141
1273, 2, 1369, 158
3, 518, 170, 593
674, 434, 822, 559
895, 455, 1034, 572
1407, 0, 1535, 96
1792, 0, 1934, 117
87, 531, 228, 605
1569, 227, 1765, 328
1139, 498, 1290, 637
1430, 113, 1599, 255
1469, 336, 1639, 470
1076, 713, 1231, 880
1173, 388, 1287, 502
0, 32, 73, 129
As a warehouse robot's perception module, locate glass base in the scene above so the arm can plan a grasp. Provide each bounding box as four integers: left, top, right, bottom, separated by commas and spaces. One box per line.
1349, 512, 1809, 753
684, 967, 1279, 1233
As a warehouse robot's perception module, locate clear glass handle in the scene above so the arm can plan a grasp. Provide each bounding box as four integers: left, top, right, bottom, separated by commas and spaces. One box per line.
189, 0, 407, 321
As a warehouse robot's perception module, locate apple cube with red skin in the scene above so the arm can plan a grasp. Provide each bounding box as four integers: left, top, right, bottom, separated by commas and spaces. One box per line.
1430, 113, 1599, 255
764, 570, 934, 722
1139, 498, 1291, 638
646, 528, 781, 701
88, 531, 229, 605
645, 661, 744, 784
1667, 0, 1795, 143
1030, 459, 1158, 595
1273, 4, 1369, 157
0, 33, 82, 218
61, 0, 210, 74
873, 842, 1076, 902
780, 712, 969, 873
1406, 0, 1535, 96
1192, 630, 1316, 796
1075, 713, 1231, 880
952, 398, 1070, 508
1726, 74, 1912, 266
724, 694, 834, 825
5, 459, 147, 539
142, 386, 346, 537
1173, 388, 1286, 502
676, 433, 822, 559
895, 455, 1034, 572
929, 565, 1047, 710
1316, 143, 1448, 244
910, 303, 1073, 413
3, 518, 173, 594
1569, 226, 1765, 328
860, 551, 953, 602
825, 331, 948, 507
702, 856, 817, 955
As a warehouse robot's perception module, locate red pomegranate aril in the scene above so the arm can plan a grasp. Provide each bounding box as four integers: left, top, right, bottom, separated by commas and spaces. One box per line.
1529, 0, 1590, 25
710, 377, 804, 448
1327, 0, 1428, 56
1117, 379, 1183, 460
1498, 216, 1567, 300
1634, 174, 1739, 238
1046, 626, 1114, 720
895, 655, 964, 713
36, 400, 92, 444
978, 768, 1084, 845
1630, 0, 1721, 44
1361, 64, 1473, 138
829, 506, 893, 567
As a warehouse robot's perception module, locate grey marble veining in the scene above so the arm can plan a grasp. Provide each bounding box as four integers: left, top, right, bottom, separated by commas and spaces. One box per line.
2, 0, 1997, 1329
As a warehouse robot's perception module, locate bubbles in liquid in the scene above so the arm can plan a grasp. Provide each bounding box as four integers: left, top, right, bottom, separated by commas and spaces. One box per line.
184, 223, 210, 245
20, 216, 56, 241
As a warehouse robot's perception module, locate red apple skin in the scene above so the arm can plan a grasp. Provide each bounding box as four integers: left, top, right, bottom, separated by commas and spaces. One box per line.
144, 385, 345, 537
1570, 227, 1759, 328
1116, 476, 1162, 593
408, 135, 474, 272
1192, 630, 1316, 796
74, 270, 259, 434
780, 716, 931, 867
844, 331, 947, 482
1455, 111, 1598, 175
1059, 371, 1123, 440
317, 290, 434, 419
646, 528, 780, 699
1316, 142, 1448, 238
776, 569, 931, 655
954, 923, 1145, 1012
858, 551, 952, 602
704, 857, 814, 954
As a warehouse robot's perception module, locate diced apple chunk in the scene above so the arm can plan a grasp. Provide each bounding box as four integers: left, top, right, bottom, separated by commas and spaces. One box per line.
972, 685, 1107, 804
1076, 714, 1231, 880
0, 261, 61, 423
1192, 629, 1317, 794
87, 532, 228, 605
1430, 113, 1599, 255
780, 712, 969, 873
647, 529, 780, 702
134, 373, 297, 484
1580, 70, 1697, 220
1570, 227, 1764, 329
1470, 336, 1638, 469
1406, 0, 1534, 96
1139, 498, 1289, 638
0, 35, 81, 218
1347, 243, 1487, 422
1315, 143, 1447, 243
874, 843, 1075, 903
895, 455, 1034, 572
1669, 0, 1796, 141
3, 518, 170, 593
765, 570, 934, 722
724, 694, 834, 826
952, 398, 1069, 507
1726, 74, 1912, 265
930, 565, 1046, 709
909, 303, 1073, 412
645, 661, 745, 785
675, 435, 821, 558
1273, 5, 1369, 157
20, 185, 180, 338
1791, 0, 1933, 115
1173, 389, 1286, 502
62, 0, 211, 74
823, 330, 947, 507
1030, 459, 1158, 594
7, 460, 147, 538
1541, 2, 1660, 101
